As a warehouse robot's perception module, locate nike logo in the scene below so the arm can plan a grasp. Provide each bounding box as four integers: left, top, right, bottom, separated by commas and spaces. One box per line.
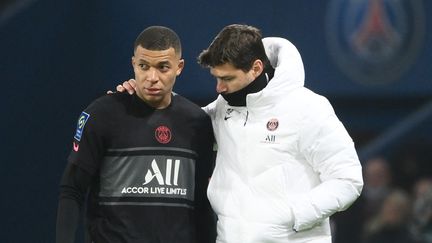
73, 141, 79, 152
224, 108, 234, 120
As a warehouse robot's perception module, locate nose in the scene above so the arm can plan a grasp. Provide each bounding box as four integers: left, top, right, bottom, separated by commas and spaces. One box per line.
146, 68, 159, 83
216, 80, 227, 93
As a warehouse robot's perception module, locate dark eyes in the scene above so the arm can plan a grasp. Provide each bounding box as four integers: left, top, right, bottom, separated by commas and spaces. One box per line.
159, 65, 170, 71
220, 77, 234, 82
138, 63, 149, 70
138, 64, 170, 72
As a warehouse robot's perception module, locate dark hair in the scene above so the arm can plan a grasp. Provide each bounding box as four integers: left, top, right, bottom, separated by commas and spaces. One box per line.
197, 24, 269, 72
134, 26, 181, 56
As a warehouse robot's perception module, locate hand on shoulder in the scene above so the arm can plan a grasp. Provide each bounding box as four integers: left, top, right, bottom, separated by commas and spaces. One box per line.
107, 79, 137, 95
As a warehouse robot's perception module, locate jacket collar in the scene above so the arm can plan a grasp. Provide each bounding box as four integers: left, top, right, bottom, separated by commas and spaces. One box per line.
221, 66, 275, 106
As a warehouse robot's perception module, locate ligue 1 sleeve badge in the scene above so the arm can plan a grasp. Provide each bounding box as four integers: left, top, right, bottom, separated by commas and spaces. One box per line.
155, 125, 172, 144
74, 111, 90, 141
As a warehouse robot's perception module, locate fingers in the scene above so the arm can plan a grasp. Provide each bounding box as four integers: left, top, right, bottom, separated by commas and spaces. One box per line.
114, 79, 136, 95
123, 79, 136, 95
116, 84, 126, 92
128, 79, 137, 88
107, 90, 114, 94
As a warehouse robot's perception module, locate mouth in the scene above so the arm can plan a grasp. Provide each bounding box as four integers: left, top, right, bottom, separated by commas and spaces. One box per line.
145, 88, 161, 95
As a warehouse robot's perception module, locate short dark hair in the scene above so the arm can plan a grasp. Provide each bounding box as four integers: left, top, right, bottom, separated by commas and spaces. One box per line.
134, 26, 182, 56
197, 24, 269, 72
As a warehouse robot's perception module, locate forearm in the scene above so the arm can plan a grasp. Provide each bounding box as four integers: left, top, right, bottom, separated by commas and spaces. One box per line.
56, 163, 92, 243
290, 173, 363, 231
56, 195, 80, 243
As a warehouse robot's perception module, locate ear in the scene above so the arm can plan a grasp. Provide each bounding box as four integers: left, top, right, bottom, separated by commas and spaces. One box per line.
251, 59, 264, 78
131, 56, 135, 68
176, 59, 185, 76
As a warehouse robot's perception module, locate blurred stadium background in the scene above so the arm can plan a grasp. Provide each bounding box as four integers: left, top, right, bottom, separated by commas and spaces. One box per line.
1, 0, 431, 242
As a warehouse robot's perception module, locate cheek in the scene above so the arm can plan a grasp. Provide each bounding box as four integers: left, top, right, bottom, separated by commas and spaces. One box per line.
133, 68, 141, 77
134, 70, 148, 81
133, 73, 146, 88
236, 78, 250, 90
224, 82, 241, 93
162, 73, 177, 84
228, 82, 240, 91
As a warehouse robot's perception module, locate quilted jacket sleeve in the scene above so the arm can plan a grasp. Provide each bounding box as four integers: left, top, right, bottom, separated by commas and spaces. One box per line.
292, 94, 363, 232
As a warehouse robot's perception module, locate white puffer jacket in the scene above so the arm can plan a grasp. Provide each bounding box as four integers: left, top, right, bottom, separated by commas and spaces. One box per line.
203, 37, 363, 243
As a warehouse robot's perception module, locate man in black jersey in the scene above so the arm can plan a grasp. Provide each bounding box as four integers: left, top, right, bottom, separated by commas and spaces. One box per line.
56, 26, 216, 243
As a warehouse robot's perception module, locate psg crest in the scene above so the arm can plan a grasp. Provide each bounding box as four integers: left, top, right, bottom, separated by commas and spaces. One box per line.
325, 0, 425, 85
155, 125, 172, 144
266, 118, 279, 131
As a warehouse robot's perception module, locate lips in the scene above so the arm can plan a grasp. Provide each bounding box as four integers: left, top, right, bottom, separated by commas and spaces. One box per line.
145, 88, 161, 95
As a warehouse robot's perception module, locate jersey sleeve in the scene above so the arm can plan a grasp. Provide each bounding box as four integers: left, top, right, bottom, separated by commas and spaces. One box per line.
56, 163, 93, 243
68, 99, 108, 175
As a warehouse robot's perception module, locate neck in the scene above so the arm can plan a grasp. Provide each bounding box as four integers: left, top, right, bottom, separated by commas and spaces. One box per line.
221, 66, 275, 106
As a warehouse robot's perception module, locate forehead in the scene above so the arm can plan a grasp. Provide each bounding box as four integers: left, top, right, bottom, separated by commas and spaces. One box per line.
134, 46, 178, 62
210, 63, 244, 77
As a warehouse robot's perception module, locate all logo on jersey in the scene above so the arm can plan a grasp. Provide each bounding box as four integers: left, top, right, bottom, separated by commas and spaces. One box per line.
143, 159, 180, 186
121, 158, 187, 196
155, 125, 172, 144
74, 111, 90, 141
266, 118, 279, 131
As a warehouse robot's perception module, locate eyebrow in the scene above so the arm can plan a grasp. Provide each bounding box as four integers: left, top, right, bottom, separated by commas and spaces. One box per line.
214, 74, 235, 80
157, 61, 171, 66
137, 59, 172, 66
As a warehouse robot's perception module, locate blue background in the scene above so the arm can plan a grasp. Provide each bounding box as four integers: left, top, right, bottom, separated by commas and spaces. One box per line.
0, 0, 430, 242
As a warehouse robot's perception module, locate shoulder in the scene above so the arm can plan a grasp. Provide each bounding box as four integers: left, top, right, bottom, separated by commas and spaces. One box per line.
84, 92, 131, 114
295, 89, 345, 140
92, 92, 131, 107
172, 93, 208, 119
292, 88, 334, 116
76, 92, 131, 129
202, 95, 225, 118
172, 94, 213, 134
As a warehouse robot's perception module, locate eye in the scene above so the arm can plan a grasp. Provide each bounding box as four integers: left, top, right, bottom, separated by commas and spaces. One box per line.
159, 64, 170, 72
221, 77, 234, 82
138, 63, 149, 70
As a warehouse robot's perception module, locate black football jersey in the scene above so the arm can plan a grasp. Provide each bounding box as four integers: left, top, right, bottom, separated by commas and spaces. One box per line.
68, 92, 215, 243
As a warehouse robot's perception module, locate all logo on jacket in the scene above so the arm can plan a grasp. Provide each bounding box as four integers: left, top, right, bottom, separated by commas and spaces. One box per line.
262, 118, 279, 144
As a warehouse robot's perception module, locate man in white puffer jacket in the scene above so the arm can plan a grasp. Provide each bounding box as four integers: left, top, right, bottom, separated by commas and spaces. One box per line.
198, 24, 363, 243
